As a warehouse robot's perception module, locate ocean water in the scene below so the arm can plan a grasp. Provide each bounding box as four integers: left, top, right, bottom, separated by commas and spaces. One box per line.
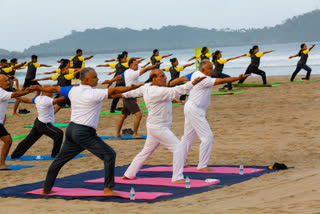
11, 41, 320, 85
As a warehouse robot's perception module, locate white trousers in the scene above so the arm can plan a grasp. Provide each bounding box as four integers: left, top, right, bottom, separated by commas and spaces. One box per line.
181, 101, 214, 169
124, 124, 185, 181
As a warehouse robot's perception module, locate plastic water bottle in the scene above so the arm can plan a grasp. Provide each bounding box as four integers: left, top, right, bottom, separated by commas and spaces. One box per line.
239, 163, 244, 175
130, 187, 135, 200
185, 176, 190, 188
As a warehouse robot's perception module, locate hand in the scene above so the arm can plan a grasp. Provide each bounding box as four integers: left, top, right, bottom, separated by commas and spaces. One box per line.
288, 56, 293, 59
192, 76, 206, 85
108, 71, 113, 75
238, 74, 251, 79
312, 44, 316, 47
168, 54, 173, 56
90, 55, 94, 58
190, 62, 195, 65
43, 72, 50, 74
29, 85, 41, 91
155, 62, 163, 67
130, 83, 144, 90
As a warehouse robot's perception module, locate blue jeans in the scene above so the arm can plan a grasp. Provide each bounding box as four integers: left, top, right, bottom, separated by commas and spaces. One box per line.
43, 122, 116, 191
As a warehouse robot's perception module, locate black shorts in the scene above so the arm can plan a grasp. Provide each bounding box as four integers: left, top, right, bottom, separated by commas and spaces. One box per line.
0, 124, 10, 138
122, 98, 140, 115
23, 79, 40, 88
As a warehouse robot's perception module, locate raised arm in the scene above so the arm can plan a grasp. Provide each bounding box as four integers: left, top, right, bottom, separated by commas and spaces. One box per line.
84, 56, 94, 60
139, 62, 162, 76
226, 54, 247, 61
214, 74, 250, 85
309, 44, 316, 51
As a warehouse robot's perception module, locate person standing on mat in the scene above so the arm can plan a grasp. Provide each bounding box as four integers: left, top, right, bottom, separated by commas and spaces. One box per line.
30, 67, 143, 195
170, 60, 249, 171
69, 49, 94, 78
211, 50, 247, 92
119, 69, 206, 183
0, 74, 36, 169
188, 46, 214, 62
103, 60, 161, 138
163, 58, 194, 103
10, 87, 66, 159
289, 43, 316, 82
13, 55, 52, 116
141, 49, 172, 69
238, 46, 273, 85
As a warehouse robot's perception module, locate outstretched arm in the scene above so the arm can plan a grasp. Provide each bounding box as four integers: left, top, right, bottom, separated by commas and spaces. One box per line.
102, 75, 122, 85
139, 62, 162, 75
44, 70, 58, 74
17, 97, 33, 104
11, 88, 35, 98
29, 85, 61, 94
182, 62, 195, 69
108, 83, 144, 97
108, 70, 116, 75
169, 76, 189, 87
214, 74, 250, 85
162, 54, 173, 59
141, 61, 150, 68
136, 58, 145, 64
187, 56, 196, 62
97, 64, 111, 67
309, 44, 316, 51
227, 54, 247, 61
84, 56, 94, 60
13, 62, 26, 69
33, 76, 53, 82
289, 54, 299, 59
262, 50, 274, 55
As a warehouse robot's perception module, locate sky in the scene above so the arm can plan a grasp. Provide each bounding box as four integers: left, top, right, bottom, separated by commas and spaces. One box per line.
1, 0, 319, 51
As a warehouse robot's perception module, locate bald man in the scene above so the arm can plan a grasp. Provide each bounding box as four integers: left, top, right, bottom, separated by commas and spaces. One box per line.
30, 67, 143, 196
120, 69, 205, 183
170, 60, 249, 171
0, 75, 35, 169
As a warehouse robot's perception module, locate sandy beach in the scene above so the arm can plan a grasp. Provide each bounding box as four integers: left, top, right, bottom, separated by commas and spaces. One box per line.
0, 74, 319, 214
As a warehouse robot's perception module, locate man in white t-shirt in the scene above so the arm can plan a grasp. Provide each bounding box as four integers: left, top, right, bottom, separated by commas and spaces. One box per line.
0, 74, 36, 169
10, 88, 66, 159
170, 60, 249, 171
30, 67, 143, 196
119, 69, 206, 183
103, 59, 161, 138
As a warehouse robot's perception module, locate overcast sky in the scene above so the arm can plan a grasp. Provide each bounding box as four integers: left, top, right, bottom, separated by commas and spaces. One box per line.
1, 0, 318, 51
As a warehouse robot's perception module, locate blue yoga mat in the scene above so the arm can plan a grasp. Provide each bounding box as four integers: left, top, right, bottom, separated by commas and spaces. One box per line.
0, 164, 284, 203
6, 154, 88, 161
0, 165, 34, 171
100, 134, 147, 140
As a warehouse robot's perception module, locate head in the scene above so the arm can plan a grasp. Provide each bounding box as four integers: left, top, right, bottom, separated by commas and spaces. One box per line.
249, 45, 259, 55
149, 69, 167, 86
80, 67, 99, 87
300, 43, 307, 50
153, 49, 159, 57
122, 51, 128, 58
201, 47, 208, 54
117, 54, 126, 63
170, 58, 178, 67
0, 59, 8, 67
199, 59, 214, 76
60, 64, 69, 75
128, 59, 138, 71
31, 55, 38, 63
10, 58, 18, 65
212, 50, 221, 62
0, 74, 10, 89
76, 49, 83, 56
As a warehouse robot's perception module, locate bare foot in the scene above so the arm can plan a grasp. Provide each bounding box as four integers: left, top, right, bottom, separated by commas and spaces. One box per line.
0, 164, 9, 169
198, 167, 214, 171
227, 90, 233, 94
41, 189, 55, 195
172, 179, 186, 184
121, 175, 138, 180
132, 134, 141, 138
115, 134, 123, 138
304, 80, 310, 82
12, 113, 19, 117
103, 188, 120, 196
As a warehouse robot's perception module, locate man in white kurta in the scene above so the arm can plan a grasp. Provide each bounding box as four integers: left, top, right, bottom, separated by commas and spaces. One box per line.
122, 69, 205, 183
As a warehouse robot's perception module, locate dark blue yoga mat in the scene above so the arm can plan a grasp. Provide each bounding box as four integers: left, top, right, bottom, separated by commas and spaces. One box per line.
0, 164, 284, 203
6, 154, 88, 161
0, 165, 34, 171
100, 135, 147, 140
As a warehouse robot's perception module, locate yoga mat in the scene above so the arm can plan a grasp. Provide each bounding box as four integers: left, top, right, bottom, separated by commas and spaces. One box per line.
233, 83, 280, 87
139, 103, 181, 108
12, 134, 27, 141
25, 123, 69, 128
100, 110, 148, 115
0, 165, 34, 171
6, 154, 88, 161
100, 134, 147, 140
211, 91, 244, 95
86, 176, 220, 188
26, 187, 172, 200
140, 166, 265, 174
7, 114, 31, 117
0, 164, 282, 203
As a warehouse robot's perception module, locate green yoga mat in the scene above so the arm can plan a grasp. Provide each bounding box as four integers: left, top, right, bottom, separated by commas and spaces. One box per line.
100, 110, 149, 115
25, 123, 69, 128
138, 103, 182, 107
12, 135, 27, 141
211, 91, 244, 95
233, 83, 280, 87
271, 79, 320, 83
6, 114, 31, 117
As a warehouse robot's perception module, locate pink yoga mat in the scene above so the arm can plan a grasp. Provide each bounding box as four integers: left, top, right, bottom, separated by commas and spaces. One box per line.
85, 176, 220, 188
140, 166, 265, 174
26, 187, 172, 200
